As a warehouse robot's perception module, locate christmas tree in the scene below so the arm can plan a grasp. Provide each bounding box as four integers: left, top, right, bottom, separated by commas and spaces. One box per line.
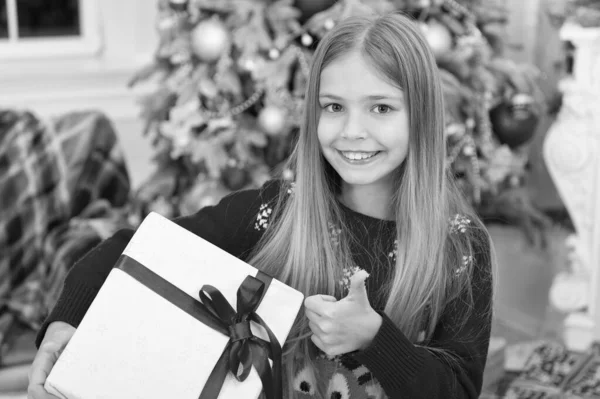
129, 0, 552, 243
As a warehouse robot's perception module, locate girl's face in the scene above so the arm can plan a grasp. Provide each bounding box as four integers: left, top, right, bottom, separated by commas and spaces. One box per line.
317, 51, 409, 193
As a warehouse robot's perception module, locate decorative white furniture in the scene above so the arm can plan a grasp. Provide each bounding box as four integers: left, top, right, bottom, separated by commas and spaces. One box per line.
544, 22, 600, 351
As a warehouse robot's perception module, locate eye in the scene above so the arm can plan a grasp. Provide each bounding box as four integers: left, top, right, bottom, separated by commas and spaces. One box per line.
372, 104, 393, 114
323, 103, 344, 113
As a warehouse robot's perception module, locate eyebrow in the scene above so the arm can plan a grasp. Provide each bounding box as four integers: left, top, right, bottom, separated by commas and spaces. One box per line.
318, 93, 404, 101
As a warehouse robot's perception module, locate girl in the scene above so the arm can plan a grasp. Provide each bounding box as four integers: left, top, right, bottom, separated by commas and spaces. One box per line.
28, 12, 494, 399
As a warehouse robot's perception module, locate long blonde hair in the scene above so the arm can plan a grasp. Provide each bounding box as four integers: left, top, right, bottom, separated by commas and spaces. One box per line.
248, 12, 493, 394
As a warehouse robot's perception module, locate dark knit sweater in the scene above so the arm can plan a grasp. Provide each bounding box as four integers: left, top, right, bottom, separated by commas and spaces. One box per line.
37, 179, 492, 399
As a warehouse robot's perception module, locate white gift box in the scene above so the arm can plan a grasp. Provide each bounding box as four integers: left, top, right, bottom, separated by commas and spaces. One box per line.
45, 212, 304, 399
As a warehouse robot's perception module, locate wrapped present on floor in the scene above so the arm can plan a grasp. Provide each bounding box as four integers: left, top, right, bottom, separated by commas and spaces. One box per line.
505, 340, 549, 373
517, 341, 590, 389
44, 212, 305, 399
503, 384, 562, 399
563, 354, 600, 399
504, 341, 600, 399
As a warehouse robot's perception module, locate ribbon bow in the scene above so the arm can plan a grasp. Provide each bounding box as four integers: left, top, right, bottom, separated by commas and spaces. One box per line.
197, 275, 283, 399
115, 256, 283, 399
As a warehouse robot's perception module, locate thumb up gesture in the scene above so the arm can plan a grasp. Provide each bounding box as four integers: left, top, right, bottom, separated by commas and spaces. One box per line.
304, 270, 382, 357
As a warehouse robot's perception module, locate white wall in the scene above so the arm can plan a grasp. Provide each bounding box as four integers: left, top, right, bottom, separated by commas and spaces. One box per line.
0, 0, 159, 188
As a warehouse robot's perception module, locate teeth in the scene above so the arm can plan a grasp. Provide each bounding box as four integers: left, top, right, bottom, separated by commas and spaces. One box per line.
342, 151, 377, 160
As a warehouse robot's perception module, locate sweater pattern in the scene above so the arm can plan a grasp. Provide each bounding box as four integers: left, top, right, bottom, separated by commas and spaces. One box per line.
251, 182, 473, 399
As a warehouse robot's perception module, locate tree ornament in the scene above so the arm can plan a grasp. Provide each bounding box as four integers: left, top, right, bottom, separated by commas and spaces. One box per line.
509, 175, 521, 187
463, 144, 476, 157
190, 17, 230, 63
268, 48, 281, 60
324, 18, 335, 30
301, 33, 314, 47
446, 123, 466, 138
407, 0, 431, 9
238, 57, 256, 73
465, 118, 476, 130
283, 168, 295, 181
258, 106, 287, 136
294, 0, 336, 22
489, 93, 539, 149
238, 55, 263, 73
168, 0, 188, 12
221, 160, 249, 191
419, 19, 454, 59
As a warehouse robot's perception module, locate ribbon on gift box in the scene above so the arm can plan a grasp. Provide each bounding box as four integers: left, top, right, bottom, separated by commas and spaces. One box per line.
114, 254, 283, 399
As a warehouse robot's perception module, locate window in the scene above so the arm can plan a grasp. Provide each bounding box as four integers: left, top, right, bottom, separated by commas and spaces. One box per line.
0, 0, 101, 59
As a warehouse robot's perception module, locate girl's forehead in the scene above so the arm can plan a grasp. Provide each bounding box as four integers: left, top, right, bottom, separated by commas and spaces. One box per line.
319, 53, 402, 98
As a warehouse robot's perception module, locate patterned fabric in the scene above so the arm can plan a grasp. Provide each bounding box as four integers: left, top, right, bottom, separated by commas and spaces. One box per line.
504, 385, 561, 399
0, 109, 131, 329
449, 214, 472, 234
254, 203, 273, 231
505, 341, 600, 399
36, 201, 134, 327
565, 357, 600, 398
293, 356, 387, 399
252, 182, 475, 399
519, 342, 586, 388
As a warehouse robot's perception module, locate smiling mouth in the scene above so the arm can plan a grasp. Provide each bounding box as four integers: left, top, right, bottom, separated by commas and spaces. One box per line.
339, 151, 380, 161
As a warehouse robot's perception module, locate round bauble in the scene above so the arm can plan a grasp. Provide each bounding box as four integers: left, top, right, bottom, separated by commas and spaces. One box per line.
258, 106, 287, 136
406, 0, 432, 8
282, 168, 295, 181
168, 0, 188, 12
301, 33, 314, 47
463, 145, 476, 157
445, 123, 466, 139
221, 163, 249, 191
419, 19, 454, 59
268, 48, 281, 60
294, 0, 336, 22
238, 55, 257, 73
489, 94, 539, 148
190, 18, 230, 63
323, 18, 335, 30
511, 93, 536, 108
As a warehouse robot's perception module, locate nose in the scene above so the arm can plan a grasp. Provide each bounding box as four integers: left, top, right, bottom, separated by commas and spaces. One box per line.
341, 110, 366, 140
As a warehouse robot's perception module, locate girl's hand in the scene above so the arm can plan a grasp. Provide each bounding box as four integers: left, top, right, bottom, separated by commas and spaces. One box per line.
28, 321, 76, 399
304, 270, 382, 357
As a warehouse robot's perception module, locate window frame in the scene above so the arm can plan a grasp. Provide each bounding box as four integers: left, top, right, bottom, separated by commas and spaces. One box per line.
0, 0, 102, 60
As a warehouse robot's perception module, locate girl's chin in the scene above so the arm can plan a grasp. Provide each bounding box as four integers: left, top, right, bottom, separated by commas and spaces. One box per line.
337, 172, 389, 187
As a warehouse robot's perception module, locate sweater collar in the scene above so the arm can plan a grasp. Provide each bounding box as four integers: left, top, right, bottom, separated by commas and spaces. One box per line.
337, 200, 396, 230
